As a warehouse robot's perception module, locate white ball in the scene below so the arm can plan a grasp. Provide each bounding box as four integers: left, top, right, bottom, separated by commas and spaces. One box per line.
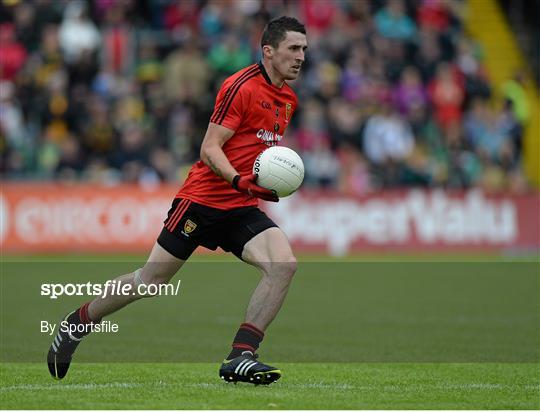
253, 146, 304, 198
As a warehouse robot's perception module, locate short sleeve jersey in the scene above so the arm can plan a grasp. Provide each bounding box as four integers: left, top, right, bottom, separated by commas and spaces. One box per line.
176, 62, 298, 210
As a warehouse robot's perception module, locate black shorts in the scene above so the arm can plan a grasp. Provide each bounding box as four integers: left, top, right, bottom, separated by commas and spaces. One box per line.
157, 198, 278, 260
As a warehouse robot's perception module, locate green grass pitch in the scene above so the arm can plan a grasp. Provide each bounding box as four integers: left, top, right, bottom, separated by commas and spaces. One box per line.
1, 363, 538, 409
1, 254, 539, 409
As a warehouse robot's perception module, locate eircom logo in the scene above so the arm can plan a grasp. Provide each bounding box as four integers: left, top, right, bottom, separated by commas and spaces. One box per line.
10, 196, 168, 245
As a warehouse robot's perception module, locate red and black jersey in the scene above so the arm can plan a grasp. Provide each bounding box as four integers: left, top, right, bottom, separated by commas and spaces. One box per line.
177, 62, 298, 210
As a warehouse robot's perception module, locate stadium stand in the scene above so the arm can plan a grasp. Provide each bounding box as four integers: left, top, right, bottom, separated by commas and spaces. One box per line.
0, 0, 531, 193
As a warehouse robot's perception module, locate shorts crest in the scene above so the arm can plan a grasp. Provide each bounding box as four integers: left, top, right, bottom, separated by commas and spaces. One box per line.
184, 219, 197, 234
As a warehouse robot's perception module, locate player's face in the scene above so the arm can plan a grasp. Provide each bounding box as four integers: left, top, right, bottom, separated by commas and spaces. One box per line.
272, 31, 308, 81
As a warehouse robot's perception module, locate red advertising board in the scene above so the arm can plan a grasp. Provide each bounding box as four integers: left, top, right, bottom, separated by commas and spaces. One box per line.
1, 184, 538, 255
264, 189, 540, 254
0, 184, 174, 254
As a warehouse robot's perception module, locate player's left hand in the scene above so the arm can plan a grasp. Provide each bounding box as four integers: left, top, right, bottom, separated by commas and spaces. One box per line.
232, 174, 279, 202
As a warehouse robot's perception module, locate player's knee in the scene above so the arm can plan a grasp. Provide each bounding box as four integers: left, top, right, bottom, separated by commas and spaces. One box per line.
133, 268, 171, 299
144, 272, 171, 286
269, 255, 297, 280
284, 255, 297, 276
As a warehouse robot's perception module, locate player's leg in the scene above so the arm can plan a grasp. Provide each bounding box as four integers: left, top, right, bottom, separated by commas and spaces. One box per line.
219, 225, 297, 385
241, 227, 297, 331
88, 242, 185, 320
47, 198, 201, 379
47, 242, 186, 380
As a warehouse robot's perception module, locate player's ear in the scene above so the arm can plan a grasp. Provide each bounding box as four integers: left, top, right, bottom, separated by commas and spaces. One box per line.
262, 45, 273, 59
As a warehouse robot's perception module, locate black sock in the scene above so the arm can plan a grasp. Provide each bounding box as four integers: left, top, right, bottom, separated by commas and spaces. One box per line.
66, 302, 101, 340
227, 323, 264, 360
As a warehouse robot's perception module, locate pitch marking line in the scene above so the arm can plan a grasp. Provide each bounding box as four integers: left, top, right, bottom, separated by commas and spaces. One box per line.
1, 382, 537, 392
0, 382, 145, 391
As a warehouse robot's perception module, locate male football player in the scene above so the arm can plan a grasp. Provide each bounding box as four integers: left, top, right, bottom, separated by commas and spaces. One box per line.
48, 16, 307, 385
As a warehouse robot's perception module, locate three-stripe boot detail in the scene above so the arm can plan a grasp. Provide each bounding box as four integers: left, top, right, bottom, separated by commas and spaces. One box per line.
47, 312, 83, 380
219, 351, 281, 385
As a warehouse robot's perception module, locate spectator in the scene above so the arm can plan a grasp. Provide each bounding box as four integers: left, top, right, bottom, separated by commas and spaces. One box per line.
55, 134, 85, 178
328, 97, 363, 150
441, 121, 481, 188
207, 32, 251, 76
13, 1, 38, 52
414, 28, 442, 82
428, 62, 465, 130
0, 80, 25, 147
311, 60, 342, 103
497, 99, 523, 159
0, 23, 27, 81
295, 98, 330, 151
340, 44, 368, 103
33, 0, 62, 35
363, 101, 415, 165
58, 0, 100, 65
455, 36, 491, 101
337, 143, 372, 195
393, 65, 428, 117
82, 94, 116, 159
135, 42, 163, 85
109, 125, 149, 181
40, 70, 70, 144
303, 138, 341, 188
163, 0, 201, 41
149, 146, 176, 182
374, 0, 417, 42
100, 2, 135, 76
31, 25, 63, 91
299, 0, 337, 40
463, 98, 512, 165
296, 98, 339, 187
501, 70, 530, 126
199, 0, 226, 39
163, 39, 211, 105
417, 0, 450, 32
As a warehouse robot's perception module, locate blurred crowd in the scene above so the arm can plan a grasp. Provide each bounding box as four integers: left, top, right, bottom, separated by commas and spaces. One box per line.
0, 0, 532, 193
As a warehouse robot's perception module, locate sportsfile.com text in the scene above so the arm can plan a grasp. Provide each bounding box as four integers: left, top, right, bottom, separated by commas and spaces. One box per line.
41, 280, 182, 299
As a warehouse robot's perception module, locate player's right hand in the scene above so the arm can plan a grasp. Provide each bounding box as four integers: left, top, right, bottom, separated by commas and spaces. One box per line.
232, 174, 279, 202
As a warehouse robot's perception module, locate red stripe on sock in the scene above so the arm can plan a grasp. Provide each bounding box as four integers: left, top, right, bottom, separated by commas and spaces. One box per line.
240, 322, 264, 338
79, 302, 92, 324
232, 343, 255, 351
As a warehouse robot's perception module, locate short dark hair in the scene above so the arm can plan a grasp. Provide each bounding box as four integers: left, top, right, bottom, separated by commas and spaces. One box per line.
261, 16, 306, 49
